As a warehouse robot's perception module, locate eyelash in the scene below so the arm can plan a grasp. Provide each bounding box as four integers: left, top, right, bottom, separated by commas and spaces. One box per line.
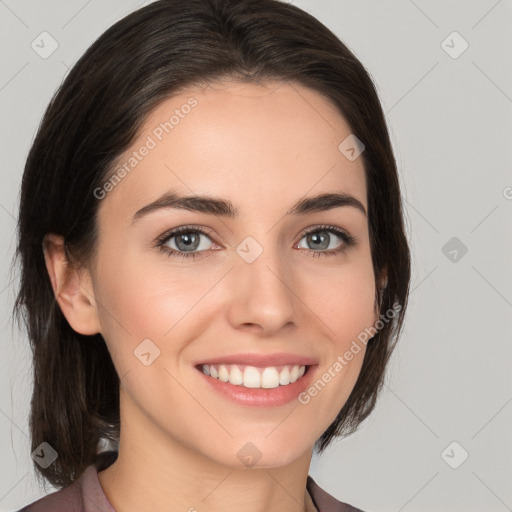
155, 224, 356, 260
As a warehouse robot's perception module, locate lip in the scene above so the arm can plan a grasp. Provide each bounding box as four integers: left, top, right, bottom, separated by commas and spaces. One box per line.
195, 363, 319, 408
195, 352, 319, 368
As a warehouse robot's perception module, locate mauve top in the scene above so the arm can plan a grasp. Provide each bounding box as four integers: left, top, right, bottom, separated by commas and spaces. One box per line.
16, 451, 364, 512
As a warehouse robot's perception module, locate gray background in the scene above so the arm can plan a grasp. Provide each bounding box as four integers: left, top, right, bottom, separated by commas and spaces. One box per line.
1, 0, 511, 510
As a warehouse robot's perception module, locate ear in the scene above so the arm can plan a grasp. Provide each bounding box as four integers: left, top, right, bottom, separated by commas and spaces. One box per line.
373, 267, 388, 321
42, 233, 101, 335
379, 267, 388, 292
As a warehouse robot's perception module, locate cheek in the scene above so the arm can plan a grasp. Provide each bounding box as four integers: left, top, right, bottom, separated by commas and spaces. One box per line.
96, 249, 377, 334
299, 256, 376, 415
93, 236, 376, 374
92, 249, 219, 363
325, 282, 377, 345
305, 255, 377, 343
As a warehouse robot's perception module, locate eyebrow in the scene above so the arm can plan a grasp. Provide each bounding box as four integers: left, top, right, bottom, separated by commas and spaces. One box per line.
131, 190, 367, 224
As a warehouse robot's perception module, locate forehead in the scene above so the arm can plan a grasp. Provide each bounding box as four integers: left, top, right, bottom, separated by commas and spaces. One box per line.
98, 80, 367, 224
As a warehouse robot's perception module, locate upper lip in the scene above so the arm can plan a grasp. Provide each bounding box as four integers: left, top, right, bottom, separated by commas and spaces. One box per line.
195, 352, 318, 368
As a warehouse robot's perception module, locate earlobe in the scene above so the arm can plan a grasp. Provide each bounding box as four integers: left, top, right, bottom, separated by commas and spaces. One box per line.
42, 233, 101, 336
379, 267, 388, 292
373, 267, 388, 324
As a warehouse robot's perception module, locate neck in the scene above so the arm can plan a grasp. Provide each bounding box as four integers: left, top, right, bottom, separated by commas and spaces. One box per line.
97, 387, 317, 512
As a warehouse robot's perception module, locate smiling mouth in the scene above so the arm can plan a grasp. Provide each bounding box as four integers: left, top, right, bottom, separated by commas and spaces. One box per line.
196, 363, 310, 389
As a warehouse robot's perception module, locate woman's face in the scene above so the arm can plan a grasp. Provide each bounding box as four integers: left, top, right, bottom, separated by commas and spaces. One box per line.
88, 79, 378, 468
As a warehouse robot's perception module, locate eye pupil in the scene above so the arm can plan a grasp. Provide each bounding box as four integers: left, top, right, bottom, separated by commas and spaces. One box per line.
176, 232, 200, 251
308, 231, 329, 250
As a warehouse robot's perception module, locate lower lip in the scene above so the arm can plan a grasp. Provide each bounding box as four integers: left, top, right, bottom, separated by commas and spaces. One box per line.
195, 365, 317, 408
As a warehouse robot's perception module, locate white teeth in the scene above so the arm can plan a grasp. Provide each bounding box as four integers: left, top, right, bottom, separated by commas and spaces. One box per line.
243, 366, 261, 388
261, 367, 279, 389
200, 364, 307, 389
279, 367, 290, 385
218, 365, 229, 382
228, 365, 243, 385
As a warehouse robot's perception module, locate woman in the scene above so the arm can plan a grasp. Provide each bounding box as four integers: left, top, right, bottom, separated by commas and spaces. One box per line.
13, 0, 410, 510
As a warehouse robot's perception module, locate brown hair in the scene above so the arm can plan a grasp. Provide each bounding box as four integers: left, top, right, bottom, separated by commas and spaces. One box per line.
13, 0, 410, 490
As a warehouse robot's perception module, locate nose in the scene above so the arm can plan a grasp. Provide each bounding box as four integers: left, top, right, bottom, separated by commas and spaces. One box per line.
226, 240, 297, 336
